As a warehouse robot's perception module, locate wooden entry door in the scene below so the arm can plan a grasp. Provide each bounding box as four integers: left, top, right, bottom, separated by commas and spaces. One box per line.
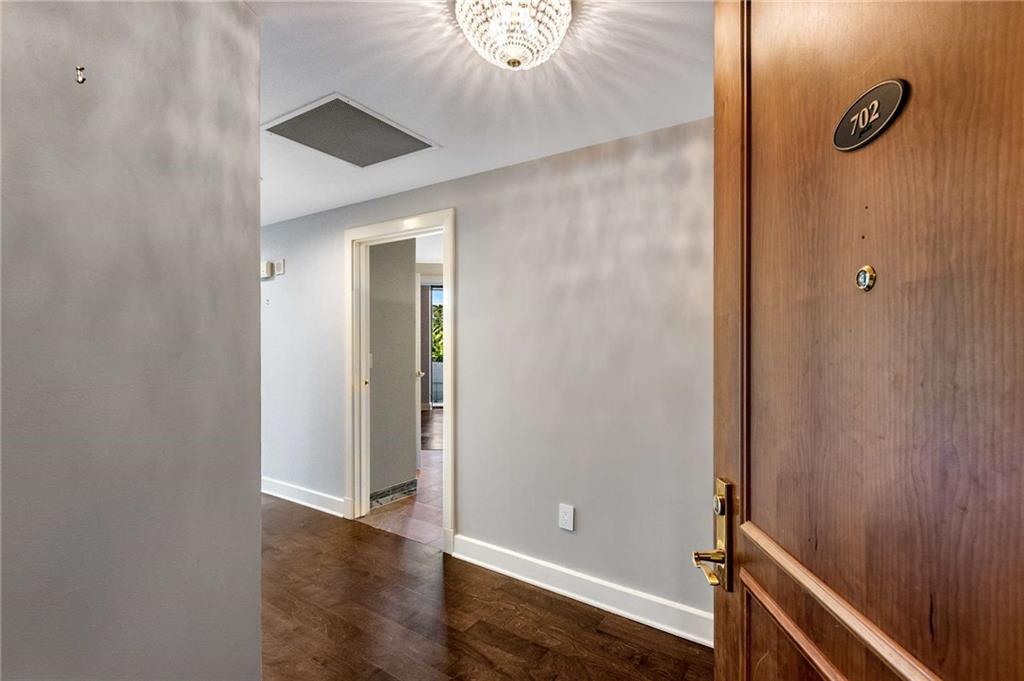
711, 2, 1024, 680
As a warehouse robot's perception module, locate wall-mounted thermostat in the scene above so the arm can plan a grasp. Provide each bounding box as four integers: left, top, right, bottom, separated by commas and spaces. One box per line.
260, 261, 274, 280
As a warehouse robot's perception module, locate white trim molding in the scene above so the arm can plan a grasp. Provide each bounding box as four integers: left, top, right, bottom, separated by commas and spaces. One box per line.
262, 477, 352, 519
443, 528, 456, 555
452, 535, 714, 647
344, 208, 456, 551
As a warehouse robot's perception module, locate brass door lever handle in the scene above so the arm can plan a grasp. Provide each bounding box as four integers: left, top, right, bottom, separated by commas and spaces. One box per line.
693, 549, 726, 564
692, 549, 726, 587
691, 478, 733, 590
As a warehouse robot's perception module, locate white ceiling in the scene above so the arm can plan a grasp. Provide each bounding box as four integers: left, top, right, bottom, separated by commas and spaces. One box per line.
253, 1, 714, 226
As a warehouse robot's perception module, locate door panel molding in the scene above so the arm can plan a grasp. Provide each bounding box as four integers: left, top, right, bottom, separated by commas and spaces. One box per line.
742, 523, 940, 681
741, 568, 847, 681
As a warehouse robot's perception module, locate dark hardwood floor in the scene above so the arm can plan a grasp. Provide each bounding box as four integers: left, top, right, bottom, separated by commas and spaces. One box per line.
422, 407, 443, 450
263, 495, 714, 680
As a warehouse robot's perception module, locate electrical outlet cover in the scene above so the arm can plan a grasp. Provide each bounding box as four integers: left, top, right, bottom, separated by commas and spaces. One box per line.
558, 503, 574, 532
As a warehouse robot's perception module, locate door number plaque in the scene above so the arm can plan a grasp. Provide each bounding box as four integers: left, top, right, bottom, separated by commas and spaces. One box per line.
833, 79, 907, 151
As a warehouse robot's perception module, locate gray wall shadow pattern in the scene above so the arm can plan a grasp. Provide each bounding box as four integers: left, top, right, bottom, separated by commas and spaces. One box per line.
261, 118, 714, 613
2, 3, 261, 678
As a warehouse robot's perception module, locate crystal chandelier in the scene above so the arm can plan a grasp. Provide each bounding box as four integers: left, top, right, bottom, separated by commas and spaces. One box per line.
454, 0, 572, 71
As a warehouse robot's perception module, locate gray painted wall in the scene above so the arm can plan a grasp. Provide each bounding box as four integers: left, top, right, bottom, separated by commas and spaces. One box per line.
369, 239, 417, 493
261, 118, 714, 612
1, 3, 262, 678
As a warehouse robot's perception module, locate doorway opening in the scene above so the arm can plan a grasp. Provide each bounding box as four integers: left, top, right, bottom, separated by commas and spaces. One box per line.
344, 209, 455, 552
428, 285, 445, 409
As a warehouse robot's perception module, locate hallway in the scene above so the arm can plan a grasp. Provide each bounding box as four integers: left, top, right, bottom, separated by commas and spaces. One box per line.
262, 496, 714, 681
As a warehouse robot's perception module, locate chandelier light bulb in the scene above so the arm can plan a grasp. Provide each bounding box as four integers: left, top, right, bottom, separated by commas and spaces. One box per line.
454, 0, 572, 71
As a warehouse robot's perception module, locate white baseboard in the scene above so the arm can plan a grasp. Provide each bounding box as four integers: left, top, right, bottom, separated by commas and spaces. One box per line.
452, 535, 713, 647
262, 476, 352, 519
443, 528, 455, 555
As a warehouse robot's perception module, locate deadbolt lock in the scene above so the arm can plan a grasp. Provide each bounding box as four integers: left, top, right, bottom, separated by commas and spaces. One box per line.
713, 494, 726, 516
692, 478, 733, 590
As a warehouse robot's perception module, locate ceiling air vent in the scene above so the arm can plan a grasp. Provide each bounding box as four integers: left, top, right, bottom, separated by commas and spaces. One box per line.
266, 95, 433, 167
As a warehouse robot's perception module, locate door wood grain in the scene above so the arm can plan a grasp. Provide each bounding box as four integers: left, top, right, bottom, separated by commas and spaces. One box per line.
714, 2, 1024, 679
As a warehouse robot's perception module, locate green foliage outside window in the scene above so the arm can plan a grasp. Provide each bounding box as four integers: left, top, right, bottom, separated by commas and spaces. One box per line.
431, 304, 444, 362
